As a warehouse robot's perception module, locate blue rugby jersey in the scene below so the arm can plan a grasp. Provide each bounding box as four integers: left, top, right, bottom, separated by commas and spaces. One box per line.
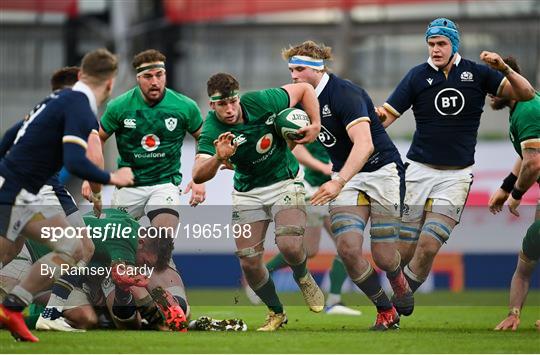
0, 82, 110, 194
316, 73, 402, 172
384, 54, 505, 166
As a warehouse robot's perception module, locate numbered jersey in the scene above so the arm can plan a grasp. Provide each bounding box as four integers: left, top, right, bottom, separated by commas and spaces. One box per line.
0, 86, 99, 194
509, 92, 540, 158
100, 87, 203, 187
197, 88, 299, 192
384, 54, 505, 166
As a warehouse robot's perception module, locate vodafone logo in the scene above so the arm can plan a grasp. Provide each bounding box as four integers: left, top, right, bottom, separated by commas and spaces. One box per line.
256, 133, 273, 154
141, 134, 160, 152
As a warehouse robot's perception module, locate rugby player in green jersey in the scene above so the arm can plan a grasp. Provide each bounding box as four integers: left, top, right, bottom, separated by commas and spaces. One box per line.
487, 57, 540, 331
89, 49, 203, 328
193, 73, 322, 331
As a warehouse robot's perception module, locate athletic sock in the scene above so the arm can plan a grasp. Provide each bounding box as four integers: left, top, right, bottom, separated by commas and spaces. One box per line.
253, 277, 284, 314
403, 264, 424, 293
25, 304, 45, 329
43, 275, 80, 318
173, 295, 189, 315
266, 253, 289, 273
289, 256, 309, 282
3, 285, 33, 312
326, 293, 341, 307
352, 266, 393, 312
112, 287, 136, 320
329, 256, 348, 295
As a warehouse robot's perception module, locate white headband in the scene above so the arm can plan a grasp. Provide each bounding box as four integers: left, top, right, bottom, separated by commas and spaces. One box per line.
288, 55, 325, 70
136, 61, 166, 77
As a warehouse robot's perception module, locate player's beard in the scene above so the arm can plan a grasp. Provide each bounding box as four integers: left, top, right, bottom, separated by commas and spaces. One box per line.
143, 88, 165, 106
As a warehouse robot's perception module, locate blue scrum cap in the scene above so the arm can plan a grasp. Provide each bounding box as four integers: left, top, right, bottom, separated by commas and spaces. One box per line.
425, 18, 460, 55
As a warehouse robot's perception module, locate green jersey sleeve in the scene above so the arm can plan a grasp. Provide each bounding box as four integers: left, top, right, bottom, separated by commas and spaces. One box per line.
242, 88, 290, 115
197, 115, 220, 156
510, 92, 540, 156
185, 101, 204, 134
99, 101, 120, 135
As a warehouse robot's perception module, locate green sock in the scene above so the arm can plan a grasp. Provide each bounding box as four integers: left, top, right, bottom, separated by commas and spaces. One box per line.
289, 256, 308, 282
25, 303, 45, 329
329, 256, 348, 295
266, 253, 289, 273
254, 278, 284, 314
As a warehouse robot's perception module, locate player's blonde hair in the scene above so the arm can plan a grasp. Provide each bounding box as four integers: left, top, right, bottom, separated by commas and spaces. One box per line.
80, 48, 118, 85
282, 41, 333, 71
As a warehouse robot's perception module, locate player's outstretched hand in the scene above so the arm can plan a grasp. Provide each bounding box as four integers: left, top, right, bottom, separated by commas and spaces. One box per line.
494, 314, 520, 331
295, 123, 321, 144
185, 180, 206, 207
214, 132, 238, 162
488, 188, 509, 215
110, 167, 134, 187
507, 195, 521, 217
310, 180, 342, 206
480, 51, 507, 72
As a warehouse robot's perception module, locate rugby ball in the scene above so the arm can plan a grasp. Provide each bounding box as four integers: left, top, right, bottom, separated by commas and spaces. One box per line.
274, 108, 311, 140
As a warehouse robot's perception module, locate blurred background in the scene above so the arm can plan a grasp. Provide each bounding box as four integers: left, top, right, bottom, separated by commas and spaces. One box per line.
1, 0, 539, 294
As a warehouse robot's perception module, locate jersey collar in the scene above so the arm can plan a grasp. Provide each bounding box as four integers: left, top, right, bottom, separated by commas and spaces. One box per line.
315, 72, 330, 97
427, 53, 462, 71
72, 81, 98, 116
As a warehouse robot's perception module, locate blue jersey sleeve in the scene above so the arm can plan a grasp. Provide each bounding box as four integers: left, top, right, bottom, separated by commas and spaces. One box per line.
384, 69, 415, 117
335, 89, 371, 129
62, 94, 110, 184
477, 64, 505, 96
0, 121, 23, 159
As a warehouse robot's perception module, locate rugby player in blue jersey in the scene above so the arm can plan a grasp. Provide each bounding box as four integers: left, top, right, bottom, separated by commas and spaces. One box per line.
0, 49, 134, 342
376, 18, 535, 312
283, 41, 410, 330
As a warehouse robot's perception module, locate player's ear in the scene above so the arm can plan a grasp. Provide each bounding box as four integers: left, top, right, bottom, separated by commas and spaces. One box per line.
106, 78, 114, 93
209, 101, 215, 109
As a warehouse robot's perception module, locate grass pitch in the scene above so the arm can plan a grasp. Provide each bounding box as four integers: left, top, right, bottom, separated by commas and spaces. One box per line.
1, 290, 539, 354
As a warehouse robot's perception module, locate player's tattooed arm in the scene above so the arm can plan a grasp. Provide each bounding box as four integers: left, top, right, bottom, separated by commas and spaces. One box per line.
515, 147, 540, 193
495, 253, 537, 331
481, 51, 535, 102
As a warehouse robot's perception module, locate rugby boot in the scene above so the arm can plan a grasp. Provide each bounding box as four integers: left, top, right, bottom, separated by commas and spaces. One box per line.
389, 270, 415, 316
188, 316, 247, 331
370, 306, 400, 331
0, 304, 39, 342
256, 311, 288, 331
297, 273, 325, 313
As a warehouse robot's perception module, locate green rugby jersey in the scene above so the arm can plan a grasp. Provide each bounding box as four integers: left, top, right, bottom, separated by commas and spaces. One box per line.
303, 140, 331, 187
509, 92, 540, 158
26, 240, 52, 262
101, 87, 203, 187
83, 209, 139, 266
197, 88, 299, 192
